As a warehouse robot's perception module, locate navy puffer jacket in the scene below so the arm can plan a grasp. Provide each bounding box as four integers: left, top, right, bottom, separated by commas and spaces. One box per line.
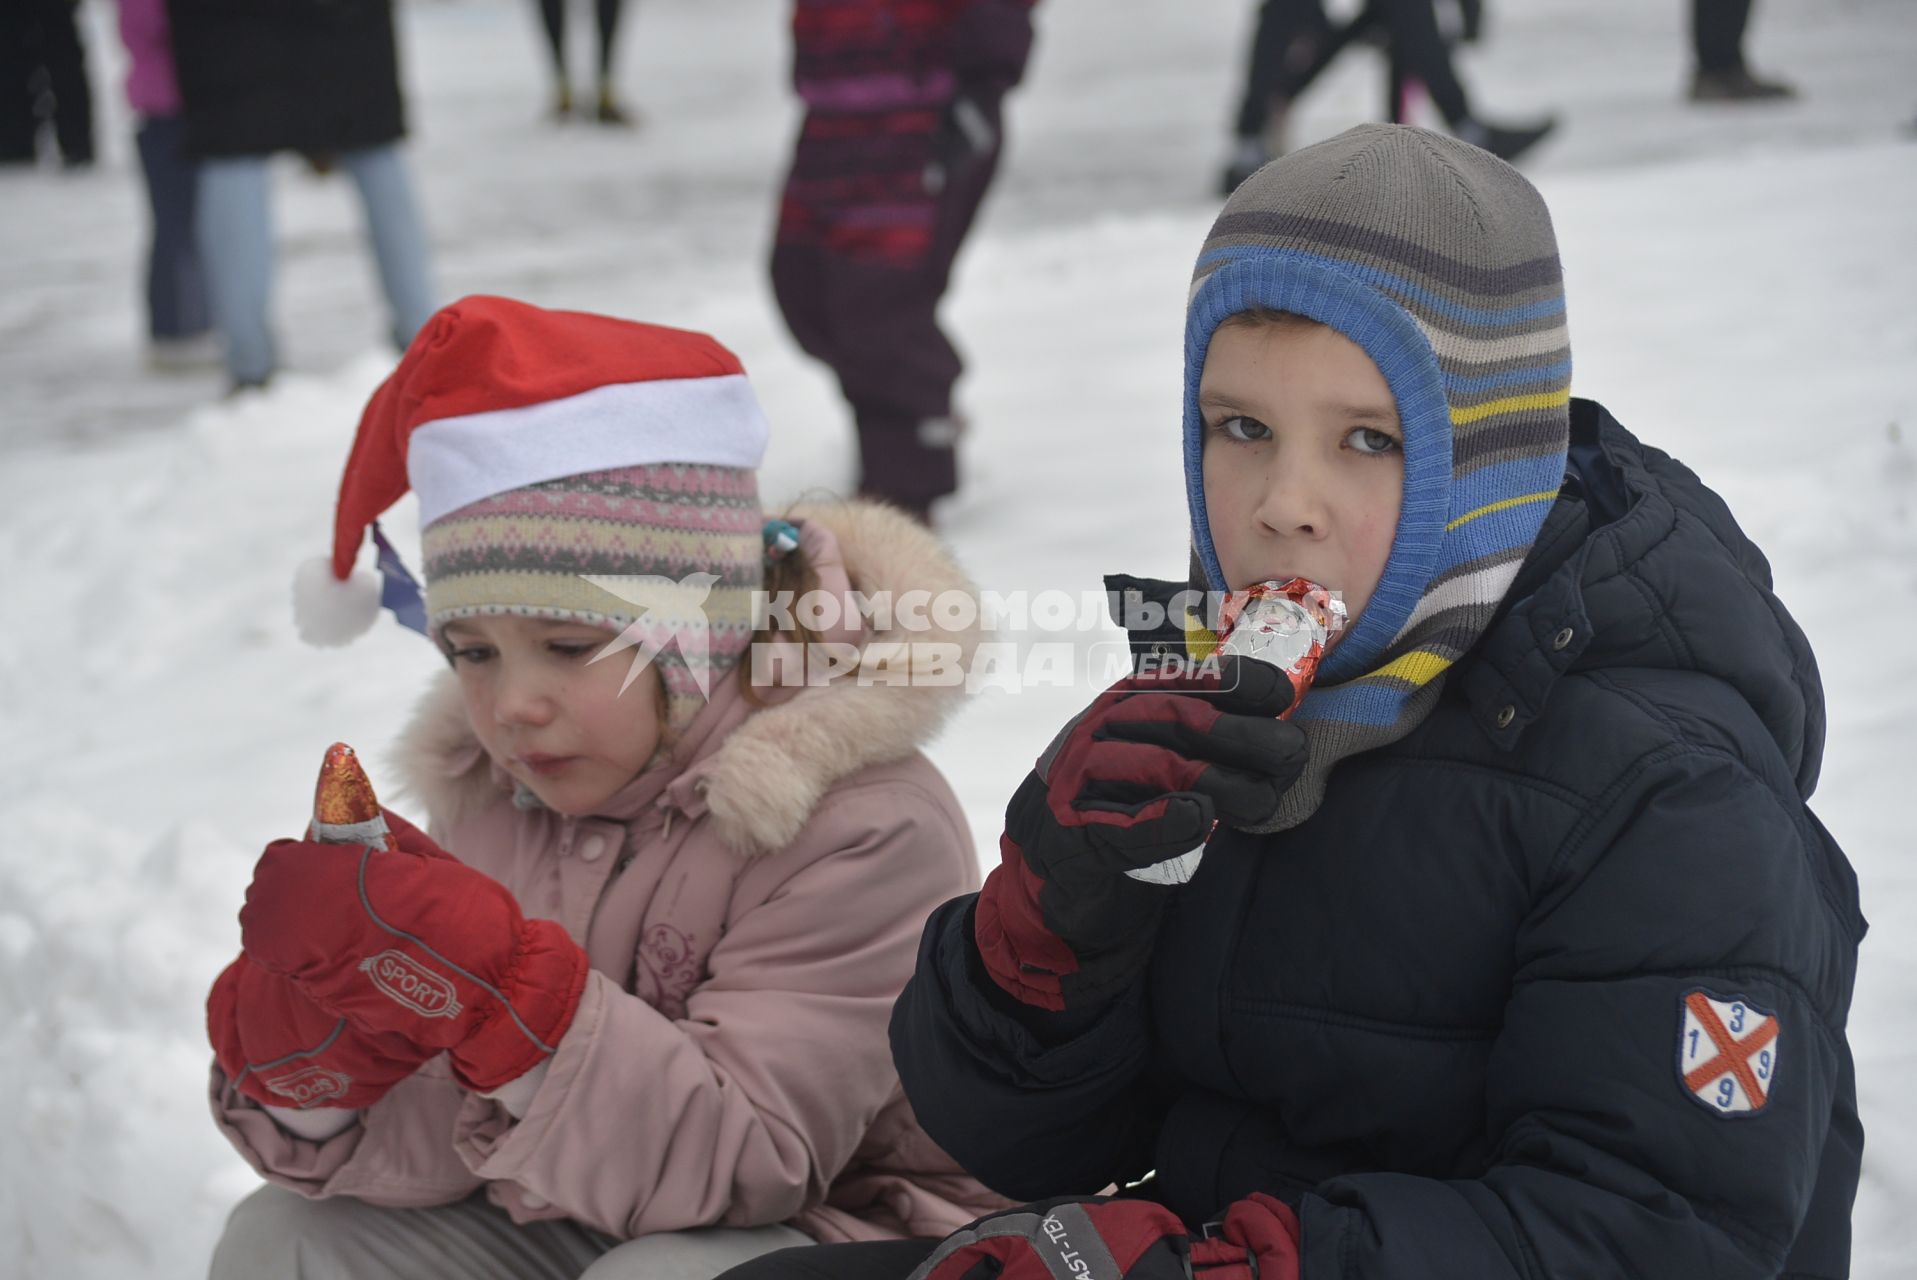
893, 400, 1864, 1279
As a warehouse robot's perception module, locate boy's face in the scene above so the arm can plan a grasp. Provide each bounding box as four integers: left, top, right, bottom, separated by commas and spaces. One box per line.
1199, 319, 1404, 649
440, 615, 663, 816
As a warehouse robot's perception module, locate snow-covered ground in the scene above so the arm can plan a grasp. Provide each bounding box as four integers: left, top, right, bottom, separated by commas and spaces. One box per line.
2, 0, 1913, 1275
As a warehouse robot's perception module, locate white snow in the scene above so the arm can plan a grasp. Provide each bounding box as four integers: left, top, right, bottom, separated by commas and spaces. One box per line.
2, 0, 1913, 1275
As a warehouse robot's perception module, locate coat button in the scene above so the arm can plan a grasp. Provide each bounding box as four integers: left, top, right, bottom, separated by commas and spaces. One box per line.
1552, 626, 1575, 651
1495, 704, 1516, 729
520, 1193, 550, 1211
578, 834, 607, 862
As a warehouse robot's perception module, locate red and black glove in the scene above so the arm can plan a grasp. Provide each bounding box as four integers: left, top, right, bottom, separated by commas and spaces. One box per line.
976, 655, 1305, 1010
908, 1195, 1302, 1280
237, 810, 590, 1092
207, 952, 436, 1111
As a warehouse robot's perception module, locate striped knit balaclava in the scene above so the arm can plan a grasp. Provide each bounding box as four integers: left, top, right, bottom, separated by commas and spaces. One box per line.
1183, 124, 1572, 830
293, 295, 771, 737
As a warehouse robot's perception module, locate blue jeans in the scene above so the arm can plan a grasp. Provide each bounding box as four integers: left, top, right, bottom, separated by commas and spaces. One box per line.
197, 143, 437, 385
134, 115, 209, 339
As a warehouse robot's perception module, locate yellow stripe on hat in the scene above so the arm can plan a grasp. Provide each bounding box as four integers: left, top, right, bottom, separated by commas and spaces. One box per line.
1449, 388, 1572, 427
1445, 489, 1560, 534
1181, 598, 1221, 661
1367, 648, 1455, 687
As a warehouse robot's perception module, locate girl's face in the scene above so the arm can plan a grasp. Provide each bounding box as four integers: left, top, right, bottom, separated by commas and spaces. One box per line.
440, 615, 664, 816
1199, 319, 1404, 648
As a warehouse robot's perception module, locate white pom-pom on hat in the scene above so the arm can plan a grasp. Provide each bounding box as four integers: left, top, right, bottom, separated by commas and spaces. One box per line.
293, 554, 382, 647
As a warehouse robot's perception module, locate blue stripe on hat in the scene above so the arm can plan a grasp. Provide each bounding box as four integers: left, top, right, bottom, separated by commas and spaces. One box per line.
1290, 679, 1409, 729
1449, 452, 1571, 519
1444, 359, 1575, 396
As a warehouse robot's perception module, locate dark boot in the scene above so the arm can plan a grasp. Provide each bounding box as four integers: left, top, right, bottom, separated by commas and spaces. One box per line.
594, 82, 637, 127
1689, 67, 1797, 102
855, 413, 964, 521
1219, 137, 1271, 198
1454, 115, 1557, 164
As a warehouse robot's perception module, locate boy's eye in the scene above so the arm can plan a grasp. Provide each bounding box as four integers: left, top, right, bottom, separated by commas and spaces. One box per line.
549, 642, 598, 659
1347, 426, 1401, 455
1216, 415, 1271, 443
446, 645, 493, 665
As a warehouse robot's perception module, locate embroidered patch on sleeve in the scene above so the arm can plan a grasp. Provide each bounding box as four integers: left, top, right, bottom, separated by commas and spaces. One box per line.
1678, 989, 1781, 1117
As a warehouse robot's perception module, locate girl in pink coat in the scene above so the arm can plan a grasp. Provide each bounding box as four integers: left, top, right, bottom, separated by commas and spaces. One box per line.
203, 295, 1005, 1279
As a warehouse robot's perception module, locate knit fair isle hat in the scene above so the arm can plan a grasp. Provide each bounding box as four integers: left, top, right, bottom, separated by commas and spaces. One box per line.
294, 295, 770, 735
1183, 124, 1572, 829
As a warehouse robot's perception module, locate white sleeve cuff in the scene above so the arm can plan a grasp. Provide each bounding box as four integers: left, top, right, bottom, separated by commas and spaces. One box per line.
480, 1061, 551, 1119
262, 1103, 361, 1141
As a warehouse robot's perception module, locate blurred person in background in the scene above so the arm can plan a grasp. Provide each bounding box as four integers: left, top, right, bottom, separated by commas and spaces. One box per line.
1, 0, 96, 168
771, 0, 1038, 523
1222, 0, 1334, 192
1221, 0, 1554, 194
166, 0, 437, 392
115, 0, 217, 371
1688, 0, 1795, 102
533, 0, 636, 124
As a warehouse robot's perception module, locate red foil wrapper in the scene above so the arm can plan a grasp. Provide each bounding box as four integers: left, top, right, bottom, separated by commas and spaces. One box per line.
309, 742, 397, 850
1216, 578, 1345, 719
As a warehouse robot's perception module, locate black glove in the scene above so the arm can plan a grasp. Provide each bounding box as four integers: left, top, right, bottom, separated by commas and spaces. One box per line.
975, 656, 1306, 1010
925, 92, 1001, 194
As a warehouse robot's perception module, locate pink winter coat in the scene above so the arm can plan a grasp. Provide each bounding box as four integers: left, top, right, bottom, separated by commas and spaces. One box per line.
209, 501, 1009, 1243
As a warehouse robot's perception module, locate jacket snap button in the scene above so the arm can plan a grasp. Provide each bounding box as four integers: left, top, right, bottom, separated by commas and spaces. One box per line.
578, 834, 607, 862
1495, 705, 1516, 729
520, 1193, 550, 1211
1552, 626, 1575, 651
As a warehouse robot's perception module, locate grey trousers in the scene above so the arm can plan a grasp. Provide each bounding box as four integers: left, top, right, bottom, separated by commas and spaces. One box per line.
208, 1185, 814, 1280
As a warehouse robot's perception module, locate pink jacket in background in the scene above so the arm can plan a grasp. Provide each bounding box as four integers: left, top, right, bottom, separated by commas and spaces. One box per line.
117, 0, 182, 116
209, 501, 1010, 1242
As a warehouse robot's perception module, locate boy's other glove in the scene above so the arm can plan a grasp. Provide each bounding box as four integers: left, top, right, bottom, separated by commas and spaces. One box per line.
975, 655, 1306, 1010
949, 0, 1036, 94
926, 93, 1002, 193
207, 952, 435, 1111
907, 1194, 1302, 1280
238, 812, 590, 1092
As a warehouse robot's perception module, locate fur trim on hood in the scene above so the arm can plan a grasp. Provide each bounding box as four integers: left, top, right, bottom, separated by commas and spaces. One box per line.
386, 500, 981, 855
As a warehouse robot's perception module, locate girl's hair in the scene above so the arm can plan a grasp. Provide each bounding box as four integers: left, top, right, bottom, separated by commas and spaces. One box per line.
739, 513, 824, 707
1216, 306, 1324, 334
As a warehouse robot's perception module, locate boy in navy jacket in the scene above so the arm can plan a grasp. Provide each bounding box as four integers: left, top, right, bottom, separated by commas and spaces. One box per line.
728, 124, 1865, 1280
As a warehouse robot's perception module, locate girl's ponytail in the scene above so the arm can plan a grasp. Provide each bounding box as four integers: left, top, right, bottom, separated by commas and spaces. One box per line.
741, 515, 823, 706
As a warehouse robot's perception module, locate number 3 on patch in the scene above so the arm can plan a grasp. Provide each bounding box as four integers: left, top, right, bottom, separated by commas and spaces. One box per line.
1677, 989, 1781, 1117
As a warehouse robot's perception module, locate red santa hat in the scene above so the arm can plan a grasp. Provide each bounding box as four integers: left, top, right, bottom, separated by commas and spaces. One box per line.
294, 295, 771, 646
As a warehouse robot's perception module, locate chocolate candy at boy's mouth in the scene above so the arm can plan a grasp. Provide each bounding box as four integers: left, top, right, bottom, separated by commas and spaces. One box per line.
1216, 578, 1345, 719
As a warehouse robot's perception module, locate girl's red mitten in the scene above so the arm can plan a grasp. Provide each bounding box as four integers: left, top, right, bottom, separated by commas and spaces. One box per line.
207, 952, 436, 1110
238, 828, 589, 1091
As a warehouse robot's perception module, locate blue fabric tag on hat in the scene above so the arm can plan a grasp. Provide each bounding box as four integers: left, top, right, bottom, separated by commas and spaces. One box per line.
372, 522, 430, 637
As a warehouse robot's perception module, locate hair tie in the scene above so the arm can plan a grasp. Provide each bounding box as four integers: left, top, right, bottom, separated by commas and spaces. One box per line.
763, 519, 801, 564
